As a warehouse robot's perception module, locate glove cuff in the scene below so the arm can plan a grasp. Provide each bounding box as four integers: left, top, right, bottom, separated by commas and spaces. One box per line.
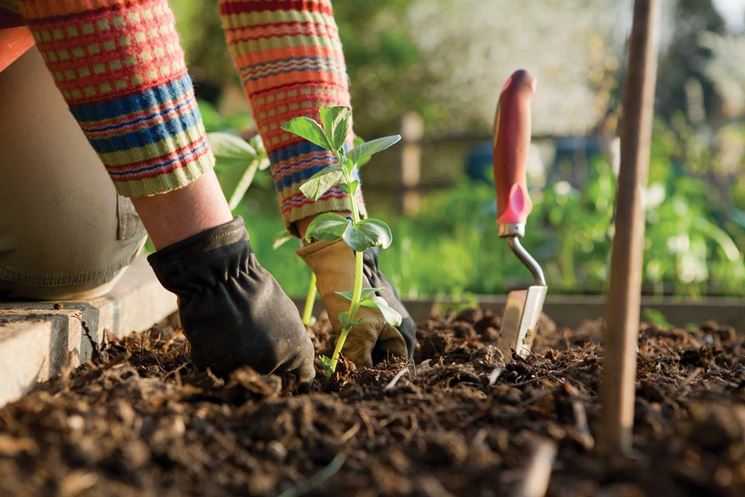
297, 238, 357, 298
148, 216, 250, 295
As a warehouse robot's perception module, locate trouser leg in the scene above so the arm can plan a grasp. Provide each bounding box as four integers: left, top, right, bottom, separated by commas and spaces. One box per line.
0, 48, 147, 300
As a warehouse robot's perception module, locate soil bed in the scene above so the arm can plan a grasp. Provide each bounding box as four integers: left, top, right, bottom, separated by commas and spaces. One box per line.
0, 309, 743, 497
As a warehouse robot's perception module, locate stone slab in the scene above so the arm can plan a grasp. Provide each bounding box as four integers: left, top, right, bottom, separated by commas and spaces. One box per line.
0, 257, 176, 407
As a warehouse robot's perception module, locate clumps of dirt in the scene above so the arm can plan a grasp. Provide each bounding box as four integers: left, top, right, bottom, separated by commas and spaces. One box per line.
0, 309, 743, 497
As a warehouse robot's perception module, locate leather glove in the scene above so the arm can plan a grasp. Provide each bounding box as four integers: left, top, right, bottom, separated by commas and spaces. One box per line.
148, 217, 315, 382
298, 239, 416, 368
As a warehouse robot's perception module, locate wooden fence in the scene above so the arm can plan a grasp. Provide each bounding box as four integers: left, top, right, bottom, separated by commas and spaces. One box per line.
394, 112, 569, 215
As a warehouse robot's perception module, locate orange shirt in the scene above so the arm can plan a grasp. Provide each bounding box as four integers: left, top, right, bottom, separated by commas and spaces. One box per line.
0, 7, 34, 72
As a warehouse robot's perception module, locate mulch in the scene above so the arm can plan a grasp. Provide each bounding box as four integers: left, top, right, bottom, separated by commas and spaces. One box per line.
0, 308, 743, 497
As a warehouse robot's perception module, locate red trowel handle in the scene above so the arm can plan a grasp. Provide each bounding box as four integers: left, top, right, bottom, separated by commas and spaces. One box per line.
493, 69, 536, 231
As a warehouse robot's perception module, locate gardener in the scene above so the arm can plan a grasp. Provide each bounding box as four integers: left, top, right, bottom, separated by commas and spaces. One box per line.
0, 0, 415, 383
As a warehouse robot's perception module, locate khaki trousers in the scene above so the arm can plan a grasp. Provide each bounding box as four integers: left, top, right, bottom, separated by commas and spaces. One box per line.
0, 48, 147, 300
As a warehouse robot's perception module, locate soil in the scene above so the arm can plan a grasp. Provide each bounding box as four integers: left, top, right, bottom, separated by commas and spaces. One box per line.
0, 309, 743, 497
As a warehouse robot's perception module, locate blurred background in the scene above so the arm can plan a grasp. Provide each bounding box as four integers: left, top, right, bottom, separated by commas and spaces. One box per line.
171, 0, 745, 299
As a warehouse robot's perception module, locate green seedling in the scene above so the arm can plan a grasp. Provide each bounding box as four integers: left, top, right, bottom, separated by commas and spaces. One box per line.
642, 308, 673, 330
283, 106, 402, 376
207, 132, 270, 211
274, 230, 318, 327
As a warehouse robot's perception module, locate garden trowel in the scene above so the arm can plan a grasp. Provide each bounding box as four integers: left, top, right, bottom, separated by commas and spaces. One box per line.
492, 69, 547, 361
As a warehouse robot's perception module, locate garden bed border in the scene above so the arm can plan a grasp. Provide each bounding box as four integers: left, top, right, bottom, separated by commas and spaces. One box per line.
0, 257, 176, 407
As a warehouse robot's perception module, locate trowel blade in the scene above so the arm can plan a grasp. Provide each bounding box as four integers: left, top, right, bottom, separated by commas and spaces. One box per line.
498, 285, 548, 361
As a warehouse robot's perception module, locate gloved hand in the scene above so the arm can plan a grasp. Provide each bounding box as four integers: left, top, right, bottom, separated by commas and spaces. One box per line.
298, 239, 416, 368
148, 217, 315, 383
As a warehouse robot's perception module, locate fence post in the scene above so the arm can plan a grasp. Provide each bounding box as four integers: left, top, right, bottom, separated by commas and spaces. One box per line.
399, 112, 424, 215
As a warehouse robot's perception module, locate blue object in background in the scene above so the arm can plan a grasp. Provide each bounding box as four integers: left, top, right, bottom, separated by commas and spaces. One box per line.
465, 140, 494, 183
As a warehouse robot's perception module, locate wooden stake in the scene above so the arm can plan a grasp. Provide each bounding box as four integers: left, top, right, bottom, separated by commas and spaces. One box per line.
600, 0, 660, 455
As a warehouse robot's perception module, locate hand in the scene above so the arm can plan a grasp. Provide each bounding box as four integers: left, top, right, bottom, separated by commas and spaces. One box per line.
148, 217, 315, 383
298, 239, 416, 368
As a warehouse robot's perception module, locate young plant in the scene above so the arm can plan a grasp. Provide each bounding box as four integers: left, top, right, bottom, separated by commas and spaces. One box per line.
207, 132, 270, 211
282, 106, 402, 376
274, 231, 318, 327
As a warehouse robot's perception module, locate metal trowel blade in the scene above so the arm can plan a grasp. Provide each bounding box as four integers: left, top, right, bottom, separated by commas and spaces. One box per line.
498, 285, 548, 361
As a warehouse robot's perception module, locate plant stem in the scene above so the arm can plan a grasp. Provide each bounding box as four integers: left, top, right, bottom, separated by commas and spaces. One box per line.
302, 272, 317, 327
327, 164, 365, 374
228, 159, 259, 211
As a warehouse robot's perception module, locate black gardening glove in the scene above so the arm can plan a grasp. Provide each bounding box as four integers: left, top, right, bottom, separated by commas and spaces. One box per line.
363, 247, 416, 362
148, 217, 315, 382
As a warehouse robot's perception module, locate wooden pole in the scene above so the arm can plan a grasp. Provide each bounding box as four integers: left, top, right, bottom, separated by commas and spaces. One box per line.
600, 0, 659, 455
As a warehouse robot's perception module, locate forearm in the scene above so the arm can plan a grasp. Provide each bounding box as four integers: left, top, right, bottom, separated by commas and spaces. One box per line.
131, 170, 231, 250
19, 0, 232, 247
219, 0, 365, 233
19, 0, 214, 198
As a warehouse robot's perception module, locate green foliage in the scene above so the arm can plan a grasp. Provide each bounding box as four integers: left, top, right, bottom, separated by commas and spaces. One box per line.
348, 136, 402, 165
284, 106, 402, 375
343, 219, 393, 252
304, 213, 351, 242
360, 296, 403, 327
207, 131, 270, 211
318, 355, 334, 378
332, 0, 435, 135
375, 122, 745, 298
199, 100, 253, 134
319, 106, 353, 152
281, 117, 332, 151
642, 308, 673, 330
207, 101, 744, 300
299, 167, 345, 202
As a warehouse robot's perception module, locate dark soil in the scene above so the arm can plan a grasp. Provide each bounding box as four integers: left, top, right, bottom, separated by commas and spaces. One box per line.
0, 309, 743, 497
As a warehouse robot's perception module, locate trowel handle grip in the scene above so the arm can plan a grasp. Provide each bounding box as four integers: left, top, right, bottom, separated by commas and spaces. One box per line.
493, 69, 536, 226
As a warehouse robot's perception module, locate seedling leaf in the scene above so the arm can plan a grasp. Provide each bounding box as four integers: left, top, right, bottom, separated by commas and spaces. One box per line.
299, 166, 344, 201
340, 180, 359, 195
338, 311, 362, 328
319, 354, 334, 377
360, 296, 403, 327
247, 135, 271, 170
273, 230, 293, 250
335, 288, 382, 301
207, 132, 257, 168
347, 135, 401, 166
339, 311, 351, 328
305, 212, 351, 243
282, 116, 331, 151
228, 160, 260, 211
343, 218, 393, 251
320, 106, 352, 152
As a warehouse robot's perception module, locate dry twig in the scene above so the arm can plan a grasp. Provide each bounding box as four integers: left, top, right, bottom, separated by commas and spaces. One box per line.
384, 366, 409, 391
512, 438, 557, 497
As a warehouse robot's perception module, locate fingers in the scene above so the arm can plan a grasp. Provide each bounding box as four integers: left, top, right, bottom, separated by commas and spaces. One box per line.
397, 316, 417, 360
372, 325, 408, 364
295, 335, 318, 384
341, 326, 377, 368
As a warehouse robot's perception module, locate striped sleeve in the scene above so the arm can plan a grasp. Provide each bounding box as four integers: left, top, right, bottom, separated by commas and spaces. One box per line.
18, 0, 214, 197
219, 0, 365, 230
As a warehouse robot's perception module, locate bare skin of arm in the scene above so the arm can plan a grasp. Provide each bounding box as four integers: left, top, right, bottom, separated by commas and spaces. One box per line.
131, 170, 233, 250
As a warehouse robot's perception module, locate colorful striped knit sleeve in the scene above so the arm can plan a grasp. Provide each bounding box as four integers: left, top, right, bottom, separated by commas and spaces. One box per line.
219, 0, 366, 231
18, 0, 214, 197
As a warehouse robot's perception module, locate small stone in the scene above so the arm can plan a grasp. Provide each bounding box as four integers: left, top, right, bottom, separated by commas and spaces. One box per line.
267, 440, 287, 461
